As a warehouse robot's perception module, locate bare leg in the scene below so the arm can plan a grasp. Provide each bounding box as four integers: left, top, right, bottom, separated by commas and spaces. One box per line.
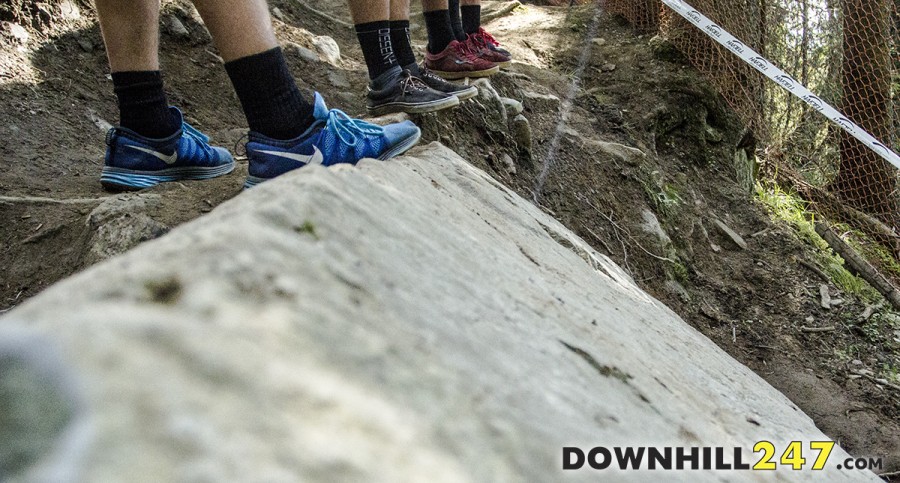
348, 0, 390, 24
460, 0, 478, 5
390, 0, 410, 20
190, 0, 278, 62
96, 0, 286, 67
422, 0, 448, 12
93, 0, 159, 72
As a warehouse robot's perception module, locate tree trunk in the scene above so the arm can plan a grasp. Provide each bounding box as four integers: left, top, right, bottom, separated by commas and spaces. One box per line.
831, 0, 897, 229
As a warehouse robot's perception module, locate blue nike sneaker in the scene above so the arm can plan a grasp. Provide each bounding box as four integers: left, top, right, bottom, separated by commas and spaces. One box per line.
100, 107, 235, 191
244, 92, 421, 188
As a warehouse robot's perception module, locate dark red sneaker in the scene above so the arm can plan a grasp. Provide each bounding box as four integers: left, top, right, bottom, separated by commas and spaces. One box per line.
424, 40, 499, 80
469, 27, 512, 67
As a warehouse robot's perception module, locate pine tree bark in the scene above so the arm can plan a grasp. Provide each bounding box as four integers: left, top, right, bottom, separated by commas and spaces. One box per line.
831, 0, 897, 228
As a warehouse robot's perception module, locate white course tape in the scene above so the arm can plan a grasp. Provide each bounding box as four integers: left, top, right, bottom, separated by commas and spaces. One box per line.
661, 0, 900, 170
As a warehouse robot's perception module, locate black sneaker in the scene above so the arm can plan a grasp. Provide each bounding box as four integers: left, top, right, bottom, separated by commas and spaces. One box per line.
366, 67, 460, 116
408, 64, 478, 102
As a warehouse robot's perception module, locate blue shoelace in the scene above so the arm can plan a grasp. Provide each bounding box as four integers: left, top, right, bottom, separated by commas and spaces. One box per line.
323, 108, 384, 147
182, 122, 210, 143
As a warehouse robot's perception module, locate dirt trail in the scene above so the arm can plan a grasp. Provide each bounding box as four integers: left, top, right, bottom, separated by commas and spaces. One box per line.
1, 0, 898, 476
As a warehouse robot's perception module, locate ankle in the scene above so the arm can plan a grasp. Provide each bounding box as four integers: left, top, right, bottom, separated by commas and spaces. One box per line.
370, 65, 402, 91
112, 70, 180, 139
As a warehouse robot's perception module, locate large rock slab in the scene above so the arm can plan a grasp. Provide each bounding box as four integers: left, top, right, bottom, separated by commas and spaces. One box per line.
0, 143, 877, 482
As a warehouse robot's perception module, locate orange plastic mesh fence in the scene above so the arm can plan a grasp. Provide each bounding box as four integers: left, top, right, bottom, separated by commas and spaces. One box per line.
601, 0, 900, 241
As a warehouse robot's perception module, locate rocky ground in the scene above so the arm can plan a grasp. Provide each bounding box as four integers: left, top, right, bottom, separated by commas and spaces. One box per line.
1, 0, 898, 477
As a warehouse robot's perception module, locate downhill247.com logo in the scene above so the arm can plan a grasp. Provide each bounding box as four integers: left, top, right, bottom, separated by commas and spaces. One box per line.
564, 442, 883, 472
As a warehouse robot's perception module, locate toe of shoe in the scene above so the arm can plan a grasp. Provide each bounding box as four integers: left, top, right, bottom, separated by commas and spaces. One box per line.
382, 121, 421, 147
213, 146, 235, 165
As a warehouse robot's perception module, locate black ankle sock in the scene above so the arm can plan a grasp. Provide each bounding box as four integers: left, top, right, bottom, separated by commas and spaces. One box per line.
112, 71, 180, 139
355, 21, 398, 80
389, 20, 417, 70
461, 5, 481, 35
448, 0, 466, 41
423, 10, 456, 55
224, 47, 314, 140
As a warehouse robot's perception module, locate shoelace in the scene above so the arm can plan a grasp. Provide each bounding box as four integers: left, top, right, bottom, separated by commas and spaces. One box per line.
453, 41, 481, 62
399, 71, 430, 94
476, 29, 500, 47
323, 108, 383, 147
182, 122, 209, 143
181, 121, 218, 156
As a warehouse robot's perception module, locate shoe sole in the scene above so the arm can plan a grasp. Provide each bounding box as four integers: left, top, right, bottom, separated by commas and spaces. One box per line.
495, 60, 512, 69
100, 162, 236, 191
378, 126, 421, 161
455, 86, 479, 101
429, 65, 500, 80
243, 127, 422, 189
366, 95, 460, 117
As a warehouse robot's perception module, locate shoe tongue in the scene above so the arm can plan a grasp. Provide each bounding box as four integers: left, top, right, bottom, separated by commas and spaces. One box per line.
312, 92, 329, 120
402, 63, 422, 77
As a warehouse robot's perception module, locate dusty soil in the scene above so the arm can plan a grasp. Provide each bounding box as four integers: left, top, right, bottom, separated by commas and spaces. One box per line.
1, 0, 898, 477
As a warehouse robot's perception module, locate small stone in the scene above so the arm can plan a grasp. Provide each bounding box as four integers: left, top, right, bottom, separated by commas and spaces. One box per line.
829, 298, 843, 308
470, 78, 507, 131
511, 114, 532, 153
649, 35, 682, 62
87, 194, 169, 264
284, 42, 318, 63
592, 38, 606, 47
500, 154, 516, 175
206, 50, 224, 64
312, 35, 341, 65
640, 209, 671, 245
819, 284, 831, 309
297, 47, 318, 62
805, 316, 815, 324
162, 15, 190, 40
583, 139, 645, 166
75, 36, 93, 52
851, 359, 863, 366
521, 90, 559, 112
600, 63, 617, 72
271, 7, 286, 21
712, 218, 748, 250
86, 108, 113, 133
327, 70, 350, 89
560, 125, 580, 139
59, 0, 82, 20
500, 97, 524, 116
2, 22, 30, 43
705, 124, 724, 143
365, 112, 410, 126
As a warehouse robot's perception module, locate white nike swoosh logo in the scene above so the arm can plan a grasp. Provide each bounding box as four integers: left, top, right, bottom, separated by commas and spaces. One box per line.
126, 145, 178, 165
258, 146, 324, 165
